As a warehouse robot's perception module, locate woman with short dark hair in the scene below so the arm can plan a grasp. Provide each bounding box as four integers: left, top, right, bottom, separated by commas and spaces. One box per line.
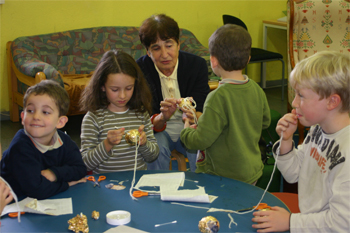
137, 14, 210, 171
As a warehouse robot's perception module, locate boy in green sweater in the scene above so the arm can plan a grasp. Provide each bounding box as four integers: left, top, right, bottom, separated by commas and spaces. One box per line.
180, 24, 271, 184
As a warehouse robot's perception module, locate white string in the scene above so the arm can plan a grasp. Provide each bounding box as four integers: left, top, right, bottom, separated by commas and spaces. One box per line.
129, 135, 141, 201
228, 213, 238, 228
179, 98, 198, 125
232, 131, 284, 215
170, 131, 284, 215
171, 202, 210, 210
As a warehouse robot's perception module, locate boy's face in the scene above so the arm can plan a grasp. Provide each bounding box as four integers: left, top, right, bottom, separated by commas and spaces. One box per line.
21, 94, 67, 146
292, 85, 329, 128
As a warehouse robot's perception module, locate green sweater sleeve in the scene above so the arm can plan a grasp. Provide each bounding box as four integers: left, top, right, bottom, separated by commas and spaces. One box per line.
180, 91, 225, 150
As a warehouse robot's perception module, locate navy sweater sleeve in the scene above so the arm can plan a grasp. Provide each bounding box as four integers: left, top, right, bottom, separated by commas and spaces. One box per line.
49, 130, 87, 183
0, 130, 86, 200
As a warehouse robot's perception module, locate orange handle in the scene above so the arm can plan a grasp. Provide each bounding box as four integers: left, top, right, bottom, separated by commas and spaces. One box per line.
133, 191, 148, 198
98, 176, 106, 182
254, 203, 270, 210
8, 212, 25, 218
87, 176, 95, 182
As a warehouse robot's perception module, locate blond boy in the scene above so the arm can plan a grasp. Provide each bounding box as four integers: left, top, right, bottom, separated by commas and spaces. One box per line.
252, 51, 350, 232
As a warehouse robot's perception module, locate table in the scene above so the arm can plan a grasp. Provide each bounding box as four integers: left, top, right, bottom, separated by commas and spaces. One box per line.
261, 20, 287, 88
1, 171, 289, 232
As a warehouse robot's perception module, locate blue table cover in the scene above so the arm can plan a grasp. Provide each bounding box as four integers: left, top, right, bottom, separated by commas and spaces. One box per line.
1, 170, 289, 232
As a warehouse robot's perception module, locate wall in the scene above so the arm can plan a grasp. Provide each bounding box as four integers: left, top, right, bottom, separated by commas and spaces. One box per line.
0, 0, 287, 112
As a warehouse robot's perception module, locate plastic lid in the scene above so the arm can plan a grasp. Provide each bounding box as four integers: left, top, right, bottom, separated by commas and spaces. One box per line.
106, 210, 131, 226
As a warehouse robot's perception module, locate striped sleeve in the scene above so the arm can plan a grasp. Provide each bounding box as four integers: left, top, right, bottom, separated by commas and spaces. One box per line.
80, 111, 111, 171
138, 112, 159, 162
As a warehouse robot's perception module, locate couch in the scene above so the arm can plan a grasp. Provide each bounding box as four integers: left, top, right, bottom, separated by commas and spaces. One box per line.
7, 26, 214, 122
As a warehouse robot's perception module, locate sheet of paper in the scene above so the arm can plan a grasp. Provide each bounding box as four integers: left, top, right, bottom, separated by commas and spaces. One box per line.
104, 225, 149, 233
160, 186, 210, 203
1, 197, 73, 216
134, 172, 185, 192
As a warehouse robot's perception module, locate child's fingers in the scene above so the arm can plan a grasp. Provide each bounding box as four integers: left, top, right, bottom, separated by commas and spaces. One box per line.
138, 125, 145, 133
5, 192, 14, 205
116, 127, 125, 135
139, 131, 147, 145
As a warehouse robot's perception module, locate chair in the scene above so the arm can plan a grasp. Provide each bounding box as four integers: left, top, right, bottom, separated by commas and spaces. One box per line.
222, 15, 285, 101
271, 192, 300, 213
287, 0, 350, 144
169, 150, 188, 171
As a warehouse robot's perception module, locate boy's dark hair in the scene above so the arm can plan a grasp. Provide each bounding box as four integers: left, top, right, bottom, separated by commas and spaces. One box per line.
23, 80, 70, 116
209, 24, 252, 71
80, 50, 153, 115
139, 14, 180, 50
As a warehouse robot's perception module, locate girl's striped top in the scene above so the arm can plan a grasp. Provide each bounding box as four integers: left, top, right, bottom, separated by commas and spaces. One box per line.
80, 108, 159, 174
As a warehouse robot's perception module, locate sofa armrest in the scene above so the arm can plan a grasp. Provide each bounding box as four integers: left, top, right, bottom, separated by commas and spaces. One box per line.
11, 39, 64, 87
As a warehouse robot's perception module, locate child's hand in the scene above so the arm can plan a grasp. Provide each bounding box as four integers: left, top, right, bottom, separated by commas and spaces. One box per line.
276, 109, 298, 142
252, 206, 290, 232
41, 169, 57, 182
68, 177, 87, 187
106, 128, 125, 146
137, 125, 147, 146
0, 180, 13, 211
184, 118, 197, 129
182, 110, 195, 125
160, 98, 179, 121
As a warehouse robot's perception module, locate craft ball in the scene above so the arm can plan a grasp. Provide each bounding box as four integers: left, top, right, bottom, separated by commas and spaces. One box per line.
198, 216, 220, 233
178, 98, 192, 109
68, 213, 89, 233
125, 129, 140, 146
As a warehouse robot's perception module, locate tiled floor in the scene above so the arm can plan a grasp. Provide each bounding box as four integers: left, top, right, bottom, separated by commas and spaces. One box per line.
0, 86, 288, 153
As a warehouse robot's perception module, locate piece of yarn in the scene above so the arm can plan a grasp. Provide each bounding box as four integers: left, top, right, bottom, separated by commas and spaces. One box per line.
129, 135, 141, 201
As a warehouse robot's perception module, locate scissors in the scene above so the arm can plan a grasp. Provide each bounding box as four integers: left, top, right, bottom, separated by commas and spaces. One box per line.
8, 212, 25, 218
237, 203, 271, 212
132, 191, 160, 198
87, 175, 106, 188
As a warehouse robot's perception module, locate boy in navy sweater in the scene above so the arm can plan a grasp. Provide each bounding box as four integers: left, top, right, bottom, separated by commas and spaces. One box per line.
1, 80, 86, 200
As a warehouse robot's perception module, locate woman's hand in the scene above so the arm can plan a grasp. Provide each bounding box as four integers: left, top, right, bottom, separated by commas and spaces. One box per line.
160, 98, 179, 121
252, 206, 291, 232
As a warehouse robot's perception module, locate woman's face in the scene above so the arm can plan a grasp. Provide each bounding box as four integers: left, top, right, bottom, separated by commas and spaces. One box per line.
147, 37, 180, 76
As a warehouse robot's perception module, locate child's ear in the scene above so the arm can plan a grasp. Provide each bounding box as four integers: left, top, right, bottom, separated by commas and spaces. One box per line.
56, 116, 68, 129
328, 94, 341, 110
247, 55, 251, 64
210, 55, 218, 68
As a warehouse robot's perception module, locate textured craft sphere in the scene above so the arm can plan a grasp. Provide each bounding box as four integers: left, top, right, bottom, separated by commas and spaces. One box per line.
178, 98, 192, 108
198, 216, 220, 233
125, 129, 140, 145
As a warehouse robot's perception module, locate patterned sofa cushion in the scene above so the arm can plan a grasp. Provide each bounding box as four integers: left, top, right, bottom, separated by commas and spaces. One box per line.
11, 27, 213, 87
10, 26, 214, 115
